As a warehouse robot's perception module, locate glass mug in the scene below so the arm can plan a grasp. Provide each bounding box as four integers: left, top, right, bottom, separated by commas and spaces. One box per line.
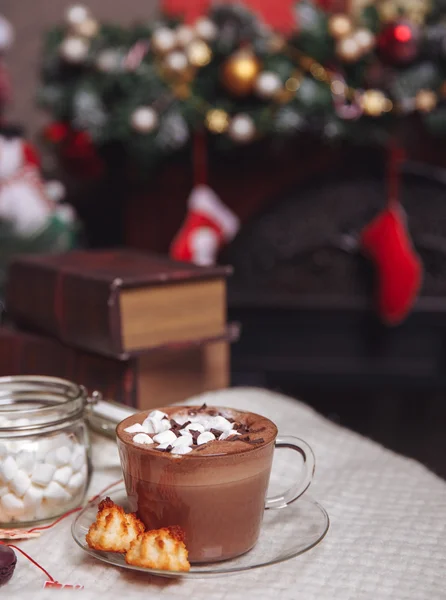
116, 406, 315, 563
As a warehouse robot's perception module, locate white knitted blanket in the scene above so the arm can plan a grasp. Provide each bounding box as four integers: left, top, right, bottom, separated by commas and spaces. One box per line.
6, 388, 446, 600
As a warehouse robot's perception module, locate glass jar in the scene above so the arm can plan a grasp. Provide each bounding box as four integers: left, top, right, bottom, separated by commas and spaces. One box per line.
0, 375, 99, 526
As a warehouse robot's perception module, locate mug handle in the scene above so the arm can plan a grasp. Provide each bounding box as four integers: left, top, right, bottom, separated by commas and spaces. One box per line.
265, 436, 316, 510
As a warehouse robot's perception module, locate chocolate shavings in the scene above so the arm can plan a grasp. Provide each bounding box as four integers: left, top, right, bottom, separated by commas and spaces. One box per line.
154, 445, 173, 453
210, 429, 223, 438
198, 403, 207, 411
189, 430, 201, 445
247, 438, 265, 444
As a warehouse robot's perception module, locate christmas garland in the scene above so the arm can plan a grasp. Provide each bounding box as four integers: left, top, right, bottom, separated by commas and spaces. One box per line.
38, 1, 446, 175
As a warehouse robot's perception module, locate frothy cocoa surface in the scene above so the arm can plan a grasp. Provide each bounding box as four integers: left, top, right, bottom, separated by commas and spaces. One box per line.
116, 406, 277, 457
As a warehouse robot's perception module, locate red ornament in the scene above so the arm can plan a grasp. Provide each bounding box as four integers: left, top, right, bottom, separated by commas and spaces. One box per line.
377, 20, 419, 64
61, 130, 105, 180
43, 122, 69, 144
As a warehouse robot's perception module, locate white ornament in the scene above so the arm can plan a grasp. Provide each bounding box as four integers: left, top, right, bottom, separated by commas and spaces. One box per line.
228, 114, 256, 144
131, 106, 158, 133
66, 5, 90, 27
0, 16, 14, 51
60, 36, 89, 63
164, 51, 189, 72
194, 17, 217, 42
337, 37, 360, 62
151, 27, 176, 54
255, 71, 282, 99
354, 28, 375, 52
45, 180, 66, 202
96, 49, 122, 72
176, 25, 195, 47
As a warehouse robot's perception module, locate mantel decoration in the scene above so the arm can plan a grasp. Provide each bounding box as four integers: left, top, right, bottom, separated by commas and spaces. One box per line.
38, 0, 446, 176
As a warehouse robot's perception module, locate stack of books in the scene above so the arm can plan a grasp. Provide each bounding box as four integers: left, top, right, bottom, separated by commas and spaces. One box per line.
2, 249, 238, 410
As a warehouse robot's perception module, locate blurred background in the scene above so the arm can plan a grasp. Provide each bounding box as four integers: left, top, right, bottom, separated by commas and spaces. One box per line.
1, 0, 446, 477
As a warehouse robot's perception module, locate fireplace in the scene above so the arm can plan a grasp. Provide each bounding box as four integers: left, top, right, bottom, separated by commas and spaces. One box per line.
224, 150, 446, 478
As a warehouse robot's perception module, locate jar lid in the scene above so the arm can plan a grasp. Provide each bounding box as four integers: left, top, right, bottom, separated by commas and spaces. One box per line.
0, 375, 93, 435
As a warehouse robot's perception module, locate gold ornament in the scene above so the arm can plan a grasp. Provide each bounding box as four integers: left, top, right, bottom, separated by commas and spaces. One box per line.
361, 90, 392, 117
74, 17, 99, 38
328, 14, 354, 39
186, 40, 212, 67
336, 37, 361, 63
353, 28, 375, 53
205, 109, 230, 133
415, 89, 437, 113
221, 50, 261, 97
378, 1, 398, 23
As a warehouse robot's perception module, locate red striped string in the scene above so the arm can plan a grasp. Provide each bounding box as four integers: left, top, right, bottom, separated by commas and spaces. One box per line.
0, 478, 124, 585
0, 541, 55, 582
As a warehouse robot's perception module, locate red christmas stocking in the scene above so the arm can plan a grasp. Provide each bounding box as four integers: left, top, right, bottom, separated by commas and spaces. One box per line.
170, 184, 240, 265
360, 204, 422, 325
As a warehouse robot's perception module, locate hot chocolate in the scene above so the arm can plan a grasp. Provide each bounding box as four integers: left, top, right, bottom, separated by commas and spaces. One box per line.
116, 405, 277, 562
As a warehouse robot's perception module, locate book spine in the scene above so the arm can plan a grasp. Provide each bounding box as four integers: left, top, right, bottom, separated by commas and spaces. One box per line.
7, 262, 123, 357
0, 328, 135, 406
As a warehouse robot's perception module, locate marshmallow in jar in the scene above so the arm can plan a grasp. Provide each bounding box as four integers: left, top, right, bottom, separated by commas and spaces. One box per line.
0, 376, 94, 524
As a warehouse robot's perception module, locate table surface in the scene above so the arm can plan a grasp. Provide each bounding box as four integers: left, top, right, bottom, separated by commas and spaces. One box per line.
6, 387, 446, 600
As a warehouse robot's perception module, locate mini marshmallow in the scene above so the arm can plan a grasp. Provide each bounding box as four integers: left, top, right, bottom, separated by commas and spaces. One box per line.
31, 463, 56, 487
171, 434, 193, 448
183, 422, 205, 433
9, 470, 31, 497
1, 493, 25, 517
71, 446, 85, 472
67, 472, 85, 495
44, 481, 72, 504
197, 431, 216, 445
152, 430, 177, 445
141, 417, 157, 434
54, 466, 73, 486
23, 485, 43, 511
16, 450, 36, 475
208, 416, 233, 432
148, 410, 168, 421
219, 430, 241, 440
172, 445, 193, 456
0, 485, 9, 497
0, 456, 17, 482
132, 433, 154, 445
53, 446, 72, 467
124, 423, 146, 434
156, 418, 171, 434
142, 417, 170, 435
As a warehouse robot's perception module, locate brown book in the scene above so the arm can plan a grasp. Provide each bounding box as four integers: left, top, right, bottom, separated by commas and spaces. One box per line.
6, 249, 232, 359
0, 325, 239, 410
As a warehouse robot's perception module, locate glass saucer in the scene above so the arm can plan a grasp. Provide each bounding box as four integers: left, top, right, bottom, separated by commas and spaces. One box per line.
72, 485, 329, 579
